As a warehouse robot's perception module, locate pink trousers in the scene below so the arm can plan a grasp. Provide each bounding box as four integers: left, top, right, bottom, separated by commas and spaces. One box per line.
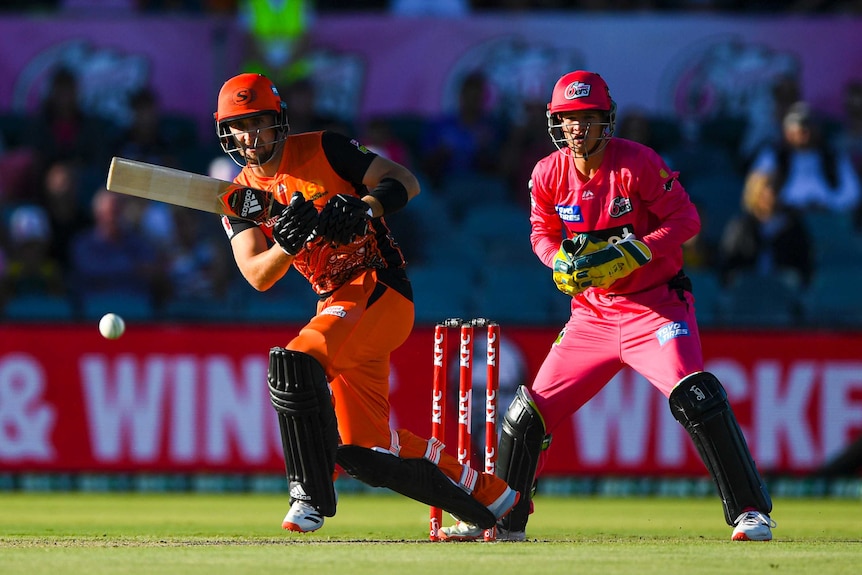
531, 283, 704, 433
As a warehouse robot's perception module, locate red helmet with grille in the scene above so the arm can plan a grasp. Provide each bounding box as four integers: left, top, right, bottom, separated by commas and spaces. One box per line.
213, 73, 289, 167
548, 70, 613, 114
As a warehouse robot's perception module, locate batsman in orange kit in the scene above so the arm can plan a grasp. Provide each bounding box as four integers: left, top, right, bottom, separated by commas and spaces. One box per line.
213, 73, 518, 532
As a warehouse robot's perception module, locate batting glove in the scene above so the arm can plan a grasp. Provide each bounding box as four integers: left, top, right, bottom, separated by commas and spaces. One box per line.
317, 194, 372, 246
571, 235, 652, 291
552, 234, 609, 296
272, 192, 319, 256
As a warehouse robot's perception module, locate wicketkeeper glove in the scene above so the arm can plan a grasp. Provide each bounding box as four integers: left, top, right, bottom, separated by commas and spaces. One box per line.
553, 234, 608, 296
553, 233, 652, 295
317, 194, 372, 246
272, 191, 319, 256
572, 234, 652, 291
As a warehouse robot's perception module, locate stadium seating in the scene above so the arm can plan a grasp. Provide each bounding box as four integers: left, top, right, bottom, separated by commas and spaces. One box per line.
800, 267, 862, 328
2, 294, 76, 321
719, 270, 802, 327
409, 261, 475, 325
80, 293, 155, 322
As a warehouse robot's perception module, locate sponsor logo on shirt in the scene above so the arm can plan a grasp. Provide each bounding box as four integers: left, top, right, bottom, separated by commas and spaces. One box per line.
609, 196, 632, 218
350, 138, 372, 154
656, 321, 690, 346
321, 305, 348, 318
581, 189, 594, 200
556, 204, 583, 222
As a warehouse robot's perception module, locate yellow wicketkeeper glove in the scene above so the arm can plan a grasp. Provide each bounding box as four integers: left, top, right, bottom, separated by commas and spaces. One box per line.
552, 234, 608, 296
553, 234, 652, 296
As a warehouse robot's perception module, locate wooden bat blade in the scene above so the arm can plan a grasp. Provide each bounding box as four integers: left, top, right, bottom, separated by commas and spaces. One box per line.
106, 157, 283, 223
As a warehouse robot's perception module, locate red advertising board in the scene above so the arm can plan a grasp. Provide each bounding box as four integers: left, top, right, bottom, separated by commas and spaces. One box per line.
1, 324, 860, 477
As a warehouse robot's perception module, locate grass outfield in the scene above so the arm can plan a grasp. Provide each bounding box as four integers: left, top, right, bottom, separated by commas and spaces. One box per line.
0, 493, 859, 575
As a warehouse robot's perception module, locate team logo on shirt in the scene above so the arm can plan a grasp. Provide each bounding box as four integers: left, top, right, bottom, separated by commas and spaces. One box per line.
656, 321, 690, 346
663, 178, 676, 192
608, 196, 632, 218
556, 204, 583, 222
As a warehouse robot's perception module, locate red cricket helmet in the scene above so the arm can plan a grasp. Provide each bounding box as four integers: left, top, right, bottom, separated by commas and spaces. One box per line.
215, 73, 285, 123
213, 73, 289, 167
548, 70, 613, 114
546, 70, 616, 158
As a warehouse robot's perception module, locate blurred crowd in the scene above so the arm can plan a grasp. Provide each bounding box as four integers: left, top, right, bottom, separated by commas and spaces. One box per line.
4, 1, 862, 14
2, 5, 862, 329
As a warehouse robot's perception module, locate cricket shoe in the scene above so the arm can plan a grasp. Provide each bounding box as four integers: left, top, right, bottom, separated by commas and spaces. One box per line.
496, 527, 526, 542
438, 487, 520, 542
731, 510, 776, 541
282, 500, 324, 533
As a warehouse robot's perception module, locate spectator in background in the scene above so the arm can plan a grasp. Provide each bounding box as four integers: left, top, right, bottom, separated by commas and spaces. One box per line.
749, 101, 861, 213
0, 204, 66, 307
361, 116, 411, 168
115, 86, 181, 252
389, 0, 469, 16
67, 188, 167, 311
420, 70, 505, 189
237, 0, 314, 87
739, 72, 801, 168
682, 200, 717, 271
280, 77, 348, 134
836, 80, 862, 174
208, 155, 241, 182
500, 96, 556, 210
718, 170, 812, 289
615, 107, 654, 146
835, 80, 862, 230
116, 86, 179, 167
38, 159, 92, 270
164, 207, 233, 304
27, 66, 110, 168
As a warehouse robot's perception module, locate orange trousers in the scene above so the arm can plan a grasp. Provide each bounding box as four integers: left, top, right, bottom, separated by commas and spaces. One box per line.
287, 269, 508, 507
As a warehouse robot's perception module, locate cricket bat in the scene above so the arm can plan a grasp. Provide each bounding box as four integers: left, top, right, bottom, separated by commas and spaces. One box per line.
105, 156, 284, 223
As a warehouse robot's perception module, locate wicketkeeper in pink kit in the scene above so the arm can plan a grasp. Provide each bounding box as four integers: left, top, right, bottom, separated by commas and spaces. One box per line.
441, 70, 776, 542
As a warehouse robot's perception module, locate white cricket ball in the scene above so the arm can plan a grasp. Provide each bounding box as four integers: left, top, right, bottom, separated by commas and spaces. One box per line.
99, 313, 125, 340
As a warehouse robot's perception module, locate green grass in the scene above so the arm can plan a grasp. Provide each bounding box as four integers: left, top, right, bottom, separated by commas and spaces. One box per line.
0, 493, 860, 575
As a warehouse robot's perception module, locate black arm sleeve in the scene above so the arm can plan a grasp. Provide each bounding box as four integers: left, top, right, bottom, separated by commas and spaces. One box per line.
321, 131, 378, 185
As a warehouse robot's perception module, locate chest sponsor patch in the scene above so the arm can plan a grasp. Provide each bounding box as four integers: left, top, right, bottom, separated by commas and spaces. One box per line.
656, 321, 690, 346
555, 204, 583, 223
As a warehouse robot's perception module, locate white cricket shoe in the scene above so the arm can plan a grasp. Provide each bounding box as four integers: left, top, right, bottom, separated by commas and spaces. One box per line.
282, 500, 324, 533
438, 520, 485, 542
438, 487, 520, 542
731, 510, 776, 541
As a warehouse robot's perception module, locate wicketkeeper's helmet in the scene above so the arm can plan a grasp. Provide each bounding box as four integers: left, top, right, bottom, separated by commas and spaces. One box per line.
547, 70, 617, 157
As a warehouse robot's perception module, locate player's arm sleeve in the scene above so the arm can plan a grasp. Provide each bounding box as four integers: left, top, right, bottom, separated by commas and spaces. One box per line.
635, 152, 701, 259
529, 171, 567, 269
321, 130, 379, 186
222, 215, 257, 241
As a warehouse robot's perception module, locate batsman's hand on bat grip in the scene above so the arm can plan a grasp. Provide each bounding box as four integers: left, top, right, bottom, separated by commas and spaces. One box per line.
571, 235, 652, 291
552, 234, 609, 296
317, 194, 372, 247
273, 192, 319, 256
